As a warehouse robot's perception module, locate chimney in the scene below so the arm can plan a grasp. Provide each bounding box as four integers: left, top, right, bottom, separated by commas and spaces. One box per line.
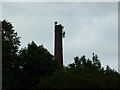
54, 22, 64, 67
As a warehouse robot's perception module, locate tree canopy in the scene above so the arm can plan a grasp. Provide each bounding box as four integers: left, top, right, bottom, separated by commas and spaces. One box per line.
2, 20, 21, 88
2, 20, 57, 88
37, 55, 120, 88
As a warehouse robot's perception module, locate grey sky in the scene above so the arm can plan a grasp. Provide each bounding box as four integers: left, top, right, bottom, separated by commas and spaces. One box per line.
1, 0, 119, 2
2, 2, 118, 71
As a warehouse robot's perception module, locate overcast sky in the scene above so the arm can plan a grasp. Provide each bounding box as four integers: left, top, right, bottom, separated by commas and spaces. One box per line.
2, 2, 118, 71
1, 0, 119, 2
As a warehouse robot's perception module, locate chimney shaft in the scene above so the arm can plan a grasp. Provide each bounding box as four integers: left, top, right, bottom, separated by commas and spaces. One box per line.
54, 24, 63, 67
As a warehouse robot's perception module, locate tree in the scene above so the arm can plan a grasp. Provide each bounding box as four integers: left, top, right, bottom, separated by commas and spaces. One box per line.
37, 54, 120, 88
2, 20, 21, 88
74, 56, 80, 67
80, 55, 86, 67
14, 41, 57, 88
92, 53, 101, 69
2, 20, 57, 88
2, 20, 20, 66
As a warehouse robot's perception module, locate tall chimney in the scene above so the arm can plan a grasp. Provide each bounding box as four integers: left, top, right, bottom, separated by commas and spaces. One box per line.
54, 22, 64, 67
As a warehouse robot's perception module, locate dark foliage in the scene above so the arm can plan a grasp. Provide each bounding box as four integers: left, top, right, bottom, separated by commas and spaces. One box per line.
2, 20, 21, 88
2, 20, 57, 89
37, 55, 120, 88
14, 41, 57, 88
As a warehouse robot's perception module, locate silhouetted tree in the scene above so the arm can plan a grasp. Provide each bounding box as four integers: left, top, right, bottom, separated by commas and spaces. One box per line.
74, 56, 80, 67
37, 54, 120, 88
92, 53, 101, 69
85, 59, 92, 68
13, 41, 57, 88
2, 20, 57, 88
2, 20, 21, 88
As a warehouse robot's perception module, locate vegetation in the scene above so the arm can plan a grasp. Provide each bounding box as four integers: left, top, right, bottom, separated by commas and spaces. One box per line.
2, 20, 57, 88
37, 55, 120, 88
2, 20, 120, 89
2, 20, 21, 88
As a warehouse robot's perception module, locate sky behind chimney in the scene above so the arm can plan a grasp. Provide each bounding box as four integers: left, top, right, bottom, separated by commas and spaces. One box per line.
1, 2, 118, 71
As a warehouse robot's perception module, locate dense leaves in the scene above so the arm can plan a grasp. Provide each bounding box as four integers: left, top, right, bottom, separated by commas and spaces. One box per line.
2, 20, 57, 88
37, 55, 120, 88
11, 41, 57, 88
2, 20, 21, 88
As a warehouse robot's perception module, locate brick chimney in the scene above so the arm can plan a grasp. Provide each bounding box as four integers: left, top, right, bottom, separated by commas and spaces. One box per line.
54, 22, 64, 66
